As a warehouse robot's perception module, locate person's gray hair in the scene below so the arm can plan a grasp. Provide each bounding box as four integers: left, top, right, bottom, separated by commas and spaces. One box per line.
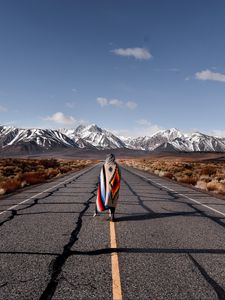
105, 153, 115, 164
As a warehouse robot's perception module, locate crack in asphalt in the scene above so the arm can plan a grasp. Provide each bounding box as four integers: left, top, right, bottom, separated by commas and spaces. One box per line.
0, 194, 53, 228
0, 167, 98, 228
61, 273, 97, 290
0, 209, 18, 227
39, 187, 97, 300
122, 166, 225, 297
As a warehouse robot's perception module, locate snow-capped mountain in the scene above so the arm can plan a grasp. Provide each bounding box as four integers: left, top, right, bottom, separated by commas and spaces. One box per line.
123, 128, 184, 151
1, 124, 225, 154
60, 124, 126, 149
122, 128, 225, 152
168, 132, 225, 152
0, 126, 19, 147
0, 126, 78, 154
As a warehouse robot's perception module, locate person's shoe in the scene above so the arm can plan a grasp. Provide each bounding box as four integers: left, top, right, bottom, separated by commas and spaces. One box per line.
93, 212, 97, 217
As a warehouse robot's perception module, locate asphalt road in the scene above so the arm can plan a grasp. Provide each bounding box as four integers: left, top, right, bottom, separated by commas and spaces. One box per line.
1, 163, 225, 299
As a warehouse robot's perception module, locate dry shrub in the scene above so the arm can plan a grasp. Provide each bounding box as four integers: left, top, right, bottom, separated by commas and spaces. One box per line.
0, 178, 21, 194
200, 166, 217, 176
177, 176, 198, 186
199, 175, 211, 183
121, 158, 225, 195
1, 166, 16, 177
0, 158, 95, 196
183, 163, 193, 169
183, 170, 193, 177
215, 175, 225, 182
47, 168, 60, 178
195, 180, 208, 190
0, 188, 5, 195
206, 181, 225, 194
39, 159, 60, 169
207, 181, 219, 192
162, 171, 174, 179
219, 184, 225, 195
144, 167, 151, 172
21, 171, 47, 185
59, 166, 72, 174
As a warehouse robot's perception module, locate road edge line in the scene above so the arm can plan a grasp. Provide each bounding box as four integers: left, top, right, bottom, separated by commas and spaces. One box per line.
0, 163, 99, 216
122, 166, 225, 218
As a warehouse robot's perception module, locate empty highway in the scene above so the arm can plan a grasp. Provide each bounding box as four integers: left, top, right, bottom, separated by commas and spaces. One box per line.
1, 163, 225, 299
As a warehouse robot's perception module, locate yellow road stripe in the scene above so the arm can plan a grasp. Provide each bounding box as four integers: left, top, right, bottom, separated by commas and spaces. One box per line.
110, 221, 122, 300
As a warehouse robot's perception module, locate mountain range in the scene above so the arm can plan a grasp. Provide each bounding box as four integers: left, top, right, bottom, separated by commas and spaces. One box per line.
0, 124, 225, 155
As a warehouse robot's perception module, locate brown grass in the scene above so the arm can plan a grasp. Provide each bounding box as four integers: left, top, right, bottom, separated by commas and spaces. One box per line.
120, 158, 225, 196
0, 178, 21, 194
0, 158, 97, 196
177, 176, 198, 186
207, 181, 225, 195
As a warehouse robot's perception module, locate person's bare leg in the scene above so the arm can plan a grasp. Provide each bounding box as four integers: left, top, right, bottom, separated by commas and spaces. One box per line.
109, 207, 115, 222
93, 206, 98, 217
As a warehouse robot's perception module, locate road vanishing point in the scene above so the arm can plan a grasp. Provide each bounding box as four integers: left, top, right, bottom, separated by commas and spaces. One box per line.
1, 163, 225, 300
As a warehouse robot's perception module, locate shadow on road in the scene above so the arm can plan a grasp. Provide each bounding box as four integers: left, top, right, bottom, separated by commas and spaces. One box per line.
115, 211, 199, 222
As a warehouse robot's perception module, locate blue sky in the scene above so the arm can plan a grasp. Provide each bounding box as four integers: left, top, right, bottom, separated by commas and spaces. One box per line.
0, 0, 225, 137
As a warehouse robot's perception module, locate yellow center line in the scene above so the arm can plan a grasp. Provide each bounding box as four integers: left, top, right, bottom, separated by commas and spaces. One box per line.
110, 221, 122, 300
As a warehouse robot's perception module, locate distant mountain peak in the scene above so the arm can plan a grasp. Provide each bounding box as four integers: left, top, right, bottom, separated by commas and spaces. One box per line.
1, 124, 225, 154
86, 123, 102, 133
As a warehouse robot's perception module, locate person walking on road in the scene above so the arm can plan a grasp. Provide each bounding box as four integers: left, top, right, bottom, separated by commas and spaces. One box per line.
94, 153, 121, 222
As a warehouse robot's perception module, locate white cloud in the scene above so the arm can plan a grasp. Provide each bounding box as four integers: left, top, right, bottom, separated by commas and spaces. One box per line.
126, 101, 137, 110
0, 105, 7, 112
111, 47, 152, 60
195, 69, 225, 83
96, 97, 137, 110
109, 99, 123, 107
44, 112, 76, 125
72, 88, 77, 92
96, 97, 108, 107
